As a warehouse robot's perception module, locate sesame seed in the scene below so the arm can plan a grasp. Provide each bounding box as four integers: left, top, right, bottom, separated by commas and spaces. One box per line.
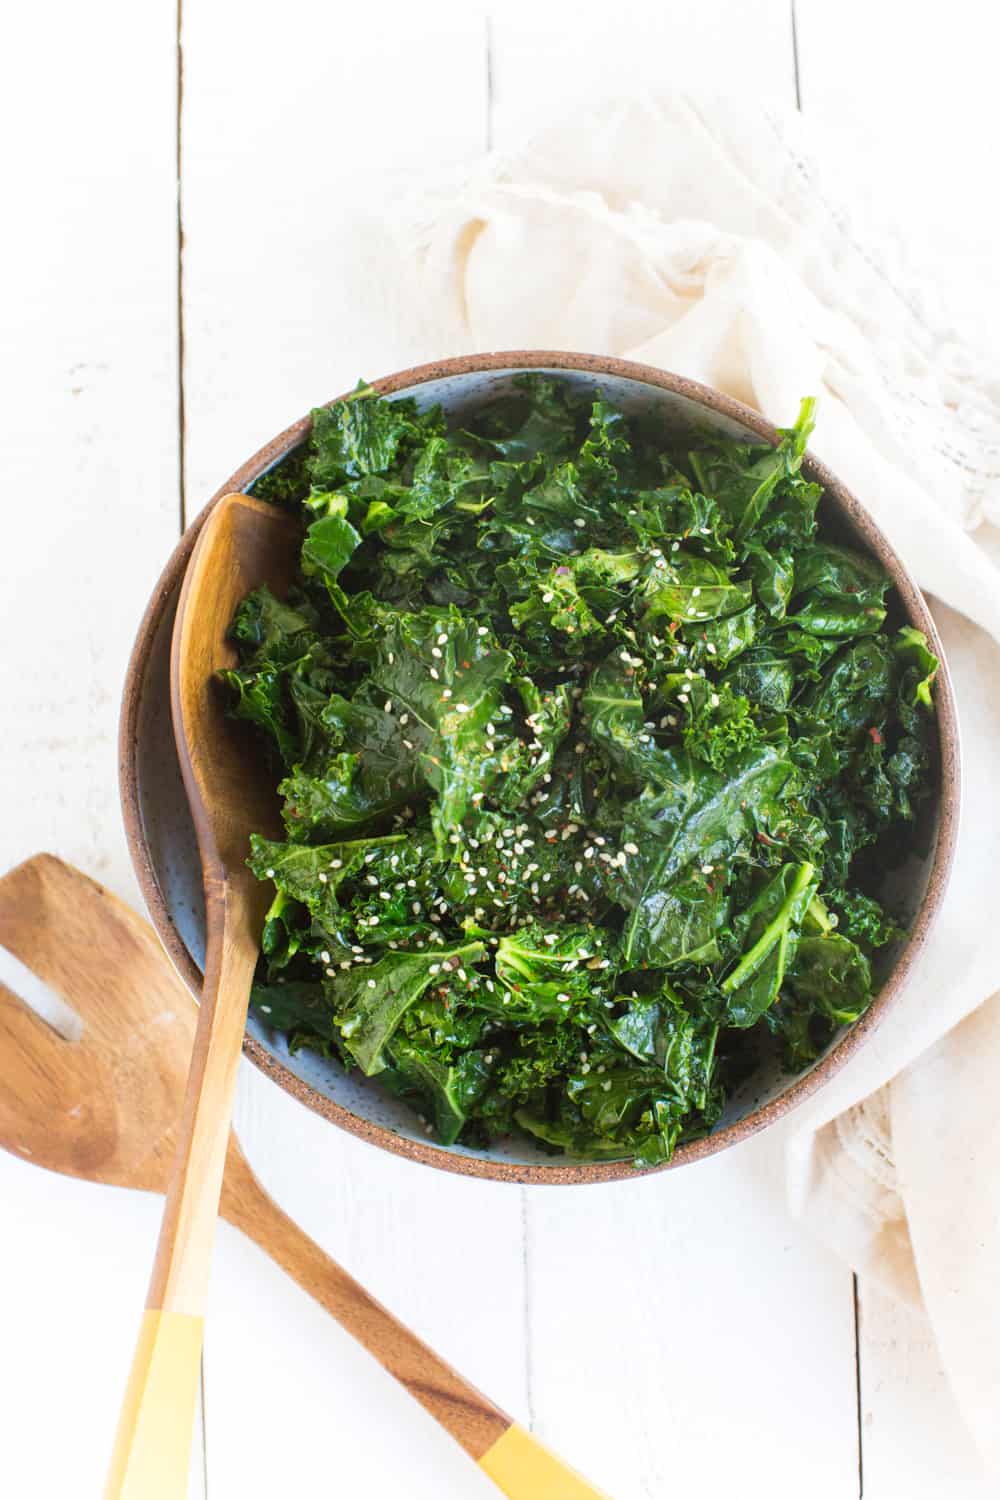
429, 668, 439, 680
384, 699, 393, 713
602, 1080, 612, 1092
671, 540, 680, 551
455, 703, 471, 714
584, 847, 595, 859
477, 625, 488, 636
710, 693, 721, 707
317, 872, 328, 884
486, 722, 495, 735
442, 688, 453, 700
399, 713, 409, 726
574, 742, 586, 754
265, 867, 275, 878
403, 738, 414, 749
437, 632, 448, 645
543, 933, 558, 945
368, 915, 380, 926
573, 517, 586, 528
678, 693, 689, 705
702, 864, 714, 875
706, 643, 717, 656
691, 587, 701, 597
542, 591, 555, 603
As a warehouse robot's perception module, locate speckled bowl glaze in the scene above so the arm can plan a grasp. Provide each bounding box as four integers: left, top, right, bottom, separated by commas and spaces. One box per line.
120, 353, 960, 1183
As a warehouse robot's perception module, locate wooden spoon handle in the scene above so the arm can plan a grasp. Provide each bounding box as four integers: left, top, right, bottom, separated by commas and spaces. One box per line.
220, 1155, 509, 1455
220, 1157, 608, 1497
105, 909, 257, 1498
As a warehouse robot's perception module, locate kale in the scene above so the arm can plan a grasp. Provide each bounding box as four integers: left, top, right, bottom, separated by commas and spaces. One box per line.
229, 376, 938, 1165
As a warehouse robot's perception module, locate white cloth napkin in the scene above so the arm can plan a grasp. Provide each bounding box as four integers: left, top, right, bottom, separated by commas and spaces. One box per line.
380, 93, 1000, 1472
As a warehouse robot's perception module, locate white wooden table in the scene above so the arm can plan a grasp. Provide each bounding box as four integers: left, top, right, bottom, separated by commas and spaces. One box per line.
3, 2, 997, 1495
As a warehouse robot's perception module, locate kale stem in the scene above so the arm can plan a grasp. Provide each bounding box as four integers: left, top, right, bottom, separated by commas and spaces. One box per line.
721, 862, 815, 993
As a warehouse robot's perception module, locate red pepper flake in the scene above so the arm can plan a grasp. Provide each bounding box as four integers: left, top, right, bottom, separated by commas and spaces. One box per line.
868, 727, 882, 744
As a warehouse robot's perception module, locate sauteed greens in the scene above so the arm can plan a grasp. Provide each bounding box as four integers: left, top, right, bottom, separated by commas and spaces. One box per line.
225, 376, 938, 1165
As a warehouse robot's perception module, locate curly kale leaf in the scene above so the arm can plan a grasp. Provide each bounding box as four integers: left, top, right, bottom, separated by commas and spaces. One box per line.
229, 376, 938, 1165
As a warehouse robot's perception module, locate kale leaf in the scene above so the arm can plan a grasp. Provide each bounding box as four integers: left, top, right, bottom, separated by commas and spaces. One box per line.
226, 378, 938, 1165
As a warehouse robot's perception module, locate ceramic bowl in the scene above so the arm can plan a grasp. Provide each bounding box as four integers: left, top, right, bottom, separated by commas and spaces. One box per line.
120, 352, 960, 1183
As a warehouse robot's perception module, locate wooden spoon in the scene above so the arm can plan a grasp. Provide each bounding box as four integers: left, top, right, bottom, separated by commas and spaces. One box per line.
107, 491, 606, 1498
1, 853, 604, 1497
103, 494, 300, 1498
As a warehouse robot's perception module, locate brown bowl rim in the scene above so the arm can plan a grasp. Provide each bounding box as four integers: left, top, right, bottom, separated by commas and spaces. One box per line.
119, 350, 961, 1185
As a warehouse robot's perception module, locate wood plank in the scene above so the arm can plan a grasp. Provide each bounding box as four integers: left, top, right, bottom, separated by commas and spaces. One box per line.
1, 1160, 209, 1498
0, 0, 189, 1492
489, 0, 797, 147
204, 1068, 522, 1499
524, 1135, 859, 1499
0, 0, 180, 908
856, 1285, 997, 1500
794, 0, 1000, 345
180, 0, 489, 514
179, 7, 531, 1494
794, 5, 1000, 1492
488, 6, 861, 1495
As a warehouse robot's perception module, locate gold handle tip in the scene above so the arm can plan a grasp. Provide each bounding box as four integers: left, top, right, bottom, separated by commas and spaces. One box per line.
478, 1424, 609, 1500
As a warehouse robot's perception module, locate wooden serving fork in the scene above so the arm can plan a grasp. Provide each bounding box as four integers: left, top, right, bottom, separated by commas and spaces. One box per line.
0, 860, 605, 1498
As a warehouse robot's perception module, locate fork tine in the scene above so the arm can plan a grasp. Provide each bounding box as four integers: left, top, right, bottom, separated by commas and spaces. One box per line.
0, 981, 66, 1054
0, 982, 71, 1162
0, 853, 193, 1044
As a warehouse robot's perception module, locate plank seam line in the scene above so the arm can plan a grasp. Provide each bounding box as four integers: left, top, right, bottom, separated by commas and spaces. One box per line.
520, 1186, 536, 1430
176, 0, 187, 531
853, 1273, 864, 1497
790, 0, 803, 111
200, 1348, 209, 1499
485, 13, 495, 153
